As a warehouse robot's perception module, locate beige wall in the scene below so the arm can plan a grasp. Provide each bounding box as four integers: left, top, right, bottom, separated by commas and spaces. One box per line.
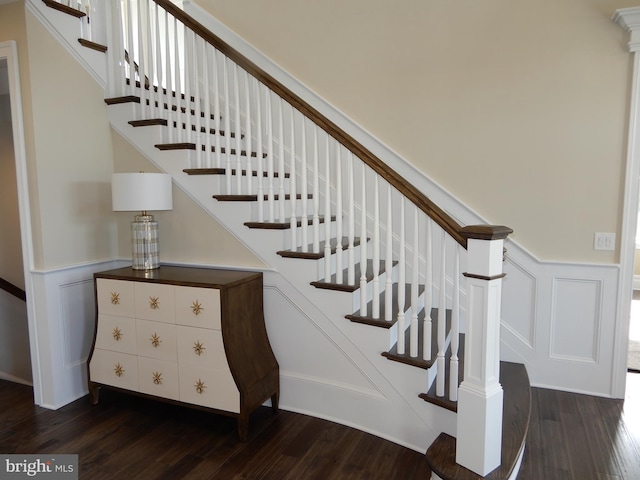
112, 131, 265, 268
24, 8, 117, 268
196, 0, 638, 263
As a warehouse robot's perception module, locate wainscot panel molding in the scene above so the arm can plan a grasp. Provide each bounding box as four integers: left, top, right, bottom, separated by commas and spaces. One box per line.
501, 255, 619, 397
29, 260, 127, 409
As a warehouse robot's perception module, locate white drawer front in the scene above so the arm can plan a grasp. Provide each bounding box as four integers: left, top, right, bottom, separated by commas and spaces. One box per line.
138, 357, 179, 400
90, 349, 139, 391
95, 314, 137, 354
178, 364, 239, 413
136, 319, 177, 362
96, 279, 135, 318
175, 287, 221, 330
134, 283, 175, 324
176, 326, 228, 366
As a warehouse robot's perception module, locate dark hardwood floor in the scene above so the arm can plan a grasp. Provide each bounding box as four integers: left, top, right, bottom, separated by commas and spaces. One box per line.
1, 374, 639, 479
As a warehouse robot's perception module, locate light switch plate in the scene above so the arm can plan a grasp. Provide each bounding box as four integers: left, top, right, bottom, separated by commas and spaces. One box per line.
594, 232, 616, 251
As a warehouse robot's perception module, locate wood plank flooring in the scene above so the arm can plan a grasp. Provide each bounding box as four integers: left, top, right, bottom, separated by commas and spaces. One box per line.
1, 374, 639, 479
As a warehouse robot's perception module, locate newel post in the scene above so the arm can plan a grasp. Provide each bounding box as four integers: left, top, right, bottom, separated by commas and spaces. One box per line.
455, 225, 513, 476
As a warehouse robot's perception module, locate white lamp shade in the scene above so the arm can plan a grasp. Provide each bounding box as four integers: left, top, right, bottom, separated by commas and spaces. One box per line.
112, 173, 173, 212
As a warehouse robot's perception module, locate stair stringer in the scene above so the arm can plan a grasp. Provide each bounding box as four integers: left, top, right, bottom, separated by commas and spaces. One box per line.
107, 101, 458, 452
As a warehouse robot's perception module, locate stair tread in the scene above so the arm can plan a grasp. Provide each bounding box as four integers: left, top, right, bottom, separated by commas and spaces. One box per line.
347, 283, 426, 326
278, 237, 363, 260
380, 307, 446, 369
419, 334, 464, 412
425, 362, 531, 480
184, 168, 289, 178
129, 119, 238, 137
155, 143, 267, 157
43, 0, 85, 18
311, 260, 393, 293
215, 193, 313, 202
78, 38, 107, 53
245, 216, 335, 230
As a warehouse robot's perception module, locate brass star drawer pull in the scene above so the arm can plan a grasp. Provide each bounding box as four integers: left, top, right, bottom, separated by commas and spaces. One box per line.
191, 300, 203, 316
149, 296, 160, 310
112, 327, 123, 341
195, 379, 206, 394
193, 340, 205, 356
110, 292, 120, 305
150, 333, 161, 348
114, 363, 124, 377
152, 371, 163, 385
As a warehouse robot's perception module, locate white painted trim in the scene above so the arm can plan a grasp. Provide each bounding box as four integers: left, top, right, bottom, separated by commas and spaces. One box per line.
0, 40, 42, 403
25, 0, 106, 88
613, 9, 640, 398
634, 275, 640, 290
0, 372, 32, 386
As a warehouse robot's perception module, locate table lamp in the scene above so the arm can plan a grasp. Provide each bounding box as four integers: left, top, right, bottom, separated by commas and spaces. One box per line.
112, 172, 173, 270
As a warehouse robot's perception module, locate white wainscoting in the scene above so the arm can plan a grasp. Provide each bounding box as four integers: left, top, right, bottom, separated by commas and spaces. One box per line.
29, 259, 127, 409
501, 247, 619, 397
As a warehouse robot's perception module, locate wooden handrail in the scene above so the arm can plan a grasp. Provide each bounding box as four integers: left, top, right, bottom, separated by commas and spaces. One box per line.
152, 0, 469, 247
0, 276, 26, 302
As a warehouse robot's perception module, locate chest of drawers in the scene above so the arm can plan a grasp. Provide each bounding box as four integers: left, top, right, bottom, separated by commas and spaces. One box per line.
88, 266, 279, 440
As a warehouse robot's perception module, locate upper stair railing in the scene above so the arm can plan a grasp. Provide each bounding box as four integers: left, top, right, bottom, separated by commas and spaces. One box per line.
55, 0, 513, 474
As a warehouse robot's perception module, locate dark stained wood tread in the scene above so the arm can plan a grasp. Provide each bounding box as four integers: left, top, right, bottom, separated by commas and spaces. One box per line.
347, 283, 426, 327
106, 93, 217, 120
129, 118, 168, 127
380, 306, 446, 370
78, 38, 107, 53
311, 260, 394, 293
244, 215, 335, 230
155, 143, 267, 158
184, 168, 289, 178
419, 334, 465, 412
277, 237, 363, 260
105, 95, 140, 105
214, 193, 313, 202
425, 362, 530, 480
43, 0, 86, 18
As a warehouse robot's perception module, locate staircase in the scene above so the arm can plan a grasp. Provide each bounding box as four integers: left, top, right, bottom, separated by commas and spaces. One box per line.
39, 1, 530, 478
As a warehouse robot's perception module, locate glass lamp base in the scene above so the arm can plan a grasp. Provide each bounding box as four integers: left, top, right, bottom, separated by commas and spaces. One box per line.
131, 214, 160, 270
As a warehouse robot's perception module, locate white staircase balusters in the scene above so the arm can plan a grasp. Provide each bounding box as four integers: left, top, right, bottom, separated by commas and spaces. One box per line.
266, 90, 275, 222
372, 176, 380, 319
233, 64, 242, 193
450, 246, 460, 402
359, 164, 368, 316
243, 70, 252, 194
335, 143, 343, 284
202, 41, 212, 169
347, 152, 355, 285
436, 230, 447, 397
163, 7, 173, 143
384, 185, 393, 322
300, 118, 308, 252
277, 98, 286, 222
191, 33, 202, 168
323, 134, 332, 281
211, 49, 221, 168
423, 219, 433, 362
410, 206, 419, 358
312, 126, 320, 254
397, 197, 406, 355
256, 79, 265, 221
289, 106, 297, 248
222, 56, 231, 192
173, 16, 183, 143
